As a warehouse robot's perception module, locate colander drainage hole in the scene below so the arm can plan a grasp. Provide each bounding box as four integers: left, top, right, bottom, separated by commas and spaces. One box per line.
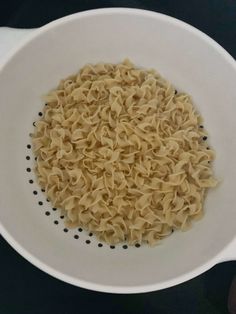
135, 243, 141, 248
54, 220, 59, 225
78, 228, 83, 232
33, 190, 38, 195
45, 211, 50, 216
26, 156, 30, 160
27, 144, 31, 149
38, 112, 43, 117
74, 235, 79, 239
122, 245, 128, 249
26, 168, 31, 172
33, 122, 36, 127
52, 208, 57, 211
38, 201, 43, 206
41, 189, 45, 192
29, 179, 34, 184
86, 240, 91, 244
63, 228, 68, 233
89, 232, 93, 237
110, 245, 115, 249
60, 215, 64, 219
98, 243, 103, 248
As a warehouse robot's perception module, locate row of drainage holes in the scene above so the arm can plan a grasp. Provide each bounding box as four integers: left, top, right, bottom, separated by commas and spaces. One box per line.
27, 142, 140, 250
54, 222, 141, 249
68, 237, 140, 250
27, 174, 83, 241
71, 239, 140, 249
28, 179, 133, 249
26, 145, 32, 173
32, 181, 141, 248
27, 178, 84, 236
29, 177, 141, 249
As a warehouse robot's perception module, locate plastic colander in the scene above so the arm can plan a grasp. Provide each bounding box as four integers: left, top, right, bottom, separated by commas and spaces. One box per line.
0, 8, 236, 293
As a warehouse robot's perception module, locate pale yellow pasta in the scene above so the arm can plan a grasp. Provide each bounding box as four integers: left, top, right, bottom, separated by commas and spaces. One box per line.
32, 59, 217, 246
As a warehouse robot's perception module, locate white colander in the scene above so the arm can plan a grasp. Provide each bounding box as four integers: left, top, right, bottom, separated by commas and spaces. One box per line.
0, 8, 236, 293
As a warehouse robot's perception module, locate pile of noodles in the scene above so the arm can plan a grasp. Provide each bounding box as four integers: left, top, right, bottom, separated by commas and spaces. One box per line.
32, 60, 217, 246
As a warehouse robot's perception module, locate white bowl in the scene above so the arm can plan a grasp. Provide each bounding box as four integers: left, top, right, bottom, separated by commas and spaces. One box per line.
0, 8, 236, 293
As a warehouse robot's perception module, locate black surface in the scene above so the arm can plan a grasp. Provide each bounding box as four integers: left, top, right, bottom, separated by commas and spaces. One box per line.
0, 1, 236, 313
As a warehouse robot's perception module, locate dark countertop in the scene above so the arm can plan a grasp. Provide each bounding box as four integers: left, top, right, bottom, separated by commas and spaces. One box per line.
0, 1, 235, 313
